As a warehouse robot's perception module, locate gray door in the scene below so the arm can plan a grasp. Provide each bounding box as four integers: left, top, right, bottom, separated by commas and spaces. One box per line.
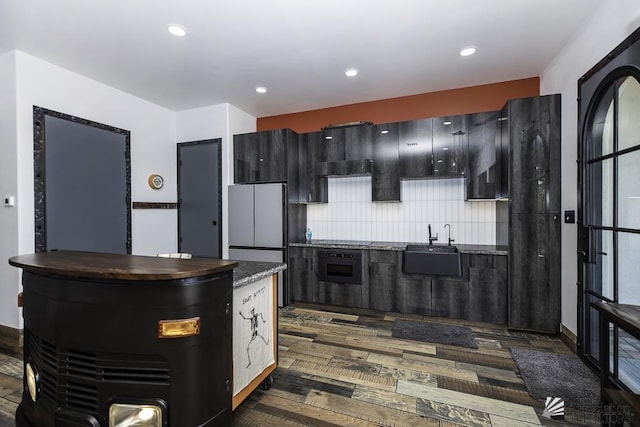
178, 140, 221, 258
40, 112, 130, 254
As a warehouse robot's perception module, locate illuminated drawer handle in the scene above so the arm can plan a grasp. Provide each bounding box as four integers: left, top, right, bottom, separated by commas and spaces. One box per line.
158, 317, 200, 338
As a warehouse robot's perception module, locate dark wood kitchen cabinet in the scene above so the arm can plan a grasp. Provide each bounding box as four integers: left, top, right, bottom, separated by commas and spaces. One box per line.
318, 125, 374, 177
466, 111, 501, 199
233, 129, 297, 184
508, 96, 561, 214
430, 254, 471, 319
372, 123, 401, 202
297, 131, 328, 203
468, 254, 508, 324
432, 115, 469, 178
505, 94, 561, 333
368, 250, 399, 312
509, 213, 561, 333
289, 246, 320, 303
320, 127, 346, 162
398, 118, 433, 178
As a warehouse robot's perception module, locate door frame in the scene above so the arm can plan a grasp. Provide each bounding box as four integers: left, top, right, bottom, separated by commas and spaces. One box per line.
177, 139, 222, 256
33, 106, 132, 253
577, 26, 640, 375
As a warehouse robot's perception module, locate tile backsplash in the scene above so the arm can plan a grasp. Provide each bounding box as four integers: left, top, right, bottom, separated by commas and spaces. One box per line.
306, 176, 496, 245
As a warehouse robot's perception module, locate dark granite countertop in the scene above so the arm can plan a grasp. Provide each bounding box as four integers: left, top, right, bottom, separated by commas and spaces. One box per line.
232, 260, 287, 289
289, 240, 508, 255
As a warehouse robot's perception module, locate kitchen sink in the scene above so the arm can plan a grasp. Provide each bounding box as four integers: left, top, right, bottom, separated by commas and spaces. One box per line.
402, 244, 462, 276
405, 244, 458, 253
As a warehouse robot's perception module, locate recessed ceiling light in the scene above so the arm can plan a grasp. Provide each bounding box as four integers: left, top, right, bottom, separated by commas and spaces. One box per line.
325, 136, 333, 140
380, 130, 389, 134
443, 121, 452, 125
168, 24, 187, 37
255, 86, 267, 94
345, 68, 359, 77
459, 46, 477, 57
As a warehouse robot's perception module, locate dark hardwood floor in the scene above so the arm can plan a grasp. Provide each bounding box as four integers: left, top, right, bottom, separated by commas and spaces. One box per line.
0, 304, 591, 426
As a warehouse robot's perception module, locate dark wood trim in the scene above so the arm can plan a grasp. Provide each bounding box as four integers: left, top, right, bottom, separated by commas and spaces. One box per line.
132, 202, 178, 209
560, 324, 578, 354
9, 250, 238, 281
33, 106, 132, 254
0, 324, 23, 354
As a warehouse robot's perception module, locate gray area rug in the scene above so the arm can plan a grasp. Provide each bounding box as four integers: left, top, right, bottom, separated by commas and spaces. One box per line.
511, 348, 600, 408
392, 320, 478, 349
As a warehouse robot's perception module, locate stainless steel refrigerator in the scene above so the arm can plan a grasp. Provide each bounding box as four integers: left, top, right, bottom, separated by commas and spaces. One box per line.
228, 183, 287, 306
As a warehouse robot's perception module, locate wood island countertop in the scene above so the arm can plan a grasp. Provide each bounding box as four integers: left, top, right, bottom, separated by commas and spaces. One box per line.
9, 250, 238, 281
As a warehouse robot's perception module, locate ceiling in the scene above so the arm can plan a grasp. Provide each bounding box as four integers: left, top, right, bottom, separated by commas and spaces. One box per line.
0, 0, 600, 117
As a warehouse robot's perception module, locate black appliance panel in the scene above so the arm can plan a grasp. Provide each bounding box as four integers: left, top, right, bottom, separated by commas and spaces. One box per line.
318, 250, 362, 284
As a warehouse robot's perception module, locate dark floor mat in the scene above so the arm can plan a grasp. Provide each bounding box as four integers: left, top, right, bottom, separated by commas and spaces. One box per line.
392, 320, 478, 349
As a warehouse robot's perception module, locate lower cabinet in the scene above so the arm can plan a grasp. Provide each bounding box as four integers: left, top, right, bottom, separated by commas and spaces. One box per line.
288, 246, 319, 304
468, 254, 508, 324
289, 247, 508, 324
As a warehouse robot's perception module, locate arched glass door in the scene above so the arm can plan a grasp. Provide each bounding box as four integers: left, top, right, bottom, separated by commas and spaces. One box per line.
581, 74, 640, 391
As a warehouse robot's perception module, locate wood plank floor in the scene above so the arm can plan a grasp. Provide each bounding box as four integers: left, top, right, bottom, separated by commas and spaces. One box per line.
0, 304, 590, 426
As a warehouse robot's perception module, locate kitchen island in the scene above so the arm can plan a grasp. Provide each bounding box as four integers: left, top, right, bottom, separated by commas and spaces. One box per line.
9, 251, 284, 427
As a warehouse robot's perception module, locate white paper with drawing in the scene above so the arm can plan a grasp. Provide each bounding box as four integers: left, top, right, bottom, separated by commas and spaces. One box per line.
233, 276, 274, 395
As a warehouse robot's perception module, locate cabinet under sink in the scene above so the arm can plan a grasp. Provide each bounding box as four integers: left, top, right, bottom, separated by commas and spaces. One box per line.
402, 244, 462, 276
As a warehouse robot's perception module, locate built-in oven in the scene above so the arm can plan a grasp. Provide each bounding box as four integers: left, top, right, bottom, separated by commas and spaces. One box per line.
318, 250, 362, 284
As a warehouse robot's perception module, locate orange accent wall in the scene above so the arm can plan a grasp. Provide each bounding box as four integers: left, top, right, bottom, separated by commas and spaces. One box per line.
257, 77, 539, 133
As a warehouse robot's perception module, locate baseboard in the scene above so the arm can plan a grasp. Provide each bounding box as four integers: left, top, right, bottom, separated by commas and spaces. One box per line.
0, 324, 23, 354
560, 324, 578, 354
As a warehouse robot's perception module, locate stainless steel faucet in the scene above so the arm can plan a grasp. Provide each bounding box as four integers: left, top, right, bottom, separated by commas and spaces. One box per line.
444, 224, 455, 246
428, 224, 438, 245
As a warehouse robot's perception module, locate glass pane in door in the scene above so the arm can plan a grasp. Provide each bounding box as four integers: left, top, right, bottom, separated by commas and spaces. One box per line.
618, 232, 640, 305
589, 229, 615, 299
588, 86, 615, 160
618, 150, 640, 230
617, 77, 640, 152
587, 158, 614, 227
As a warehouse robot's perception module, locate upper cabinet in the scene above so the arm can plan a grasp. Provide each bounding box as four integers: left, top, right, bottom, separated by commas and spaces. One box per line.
398, 118, 433, 178
507, 95, 561, 214
432, 115, 469, 178
233, 129, 297, 184
372, 123, 401, 202
297, 131, 328, 204
466, 111, 501, 199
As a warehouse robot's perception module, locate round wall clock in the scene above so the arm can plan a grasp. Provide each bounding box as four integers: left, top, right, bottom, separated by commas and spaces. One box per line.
148, 174, 164, 190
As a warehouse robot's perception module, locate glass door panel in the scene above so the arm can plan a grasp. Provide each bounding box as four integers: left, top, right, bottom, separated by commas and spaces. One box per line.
587, 158, 614, 227
618, 150, 640, 229
617, 77, 640, 151
589, 229, 615, 299
588, 86, 615, 160
618, 232, 640, 305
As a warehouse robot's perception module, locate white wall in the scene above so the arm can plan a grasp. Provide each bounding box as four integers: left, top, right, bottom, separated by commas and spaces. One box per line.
176, 103, 256, 259
2, 51, 179, 329
540, 0, 640, 335
307, 177, 496, 244
0, 51, 20, 329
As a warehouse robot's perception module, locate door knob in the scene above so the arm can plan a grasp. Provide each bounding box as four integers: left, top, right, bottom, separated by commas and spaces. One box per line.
212, 220, 217, 226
